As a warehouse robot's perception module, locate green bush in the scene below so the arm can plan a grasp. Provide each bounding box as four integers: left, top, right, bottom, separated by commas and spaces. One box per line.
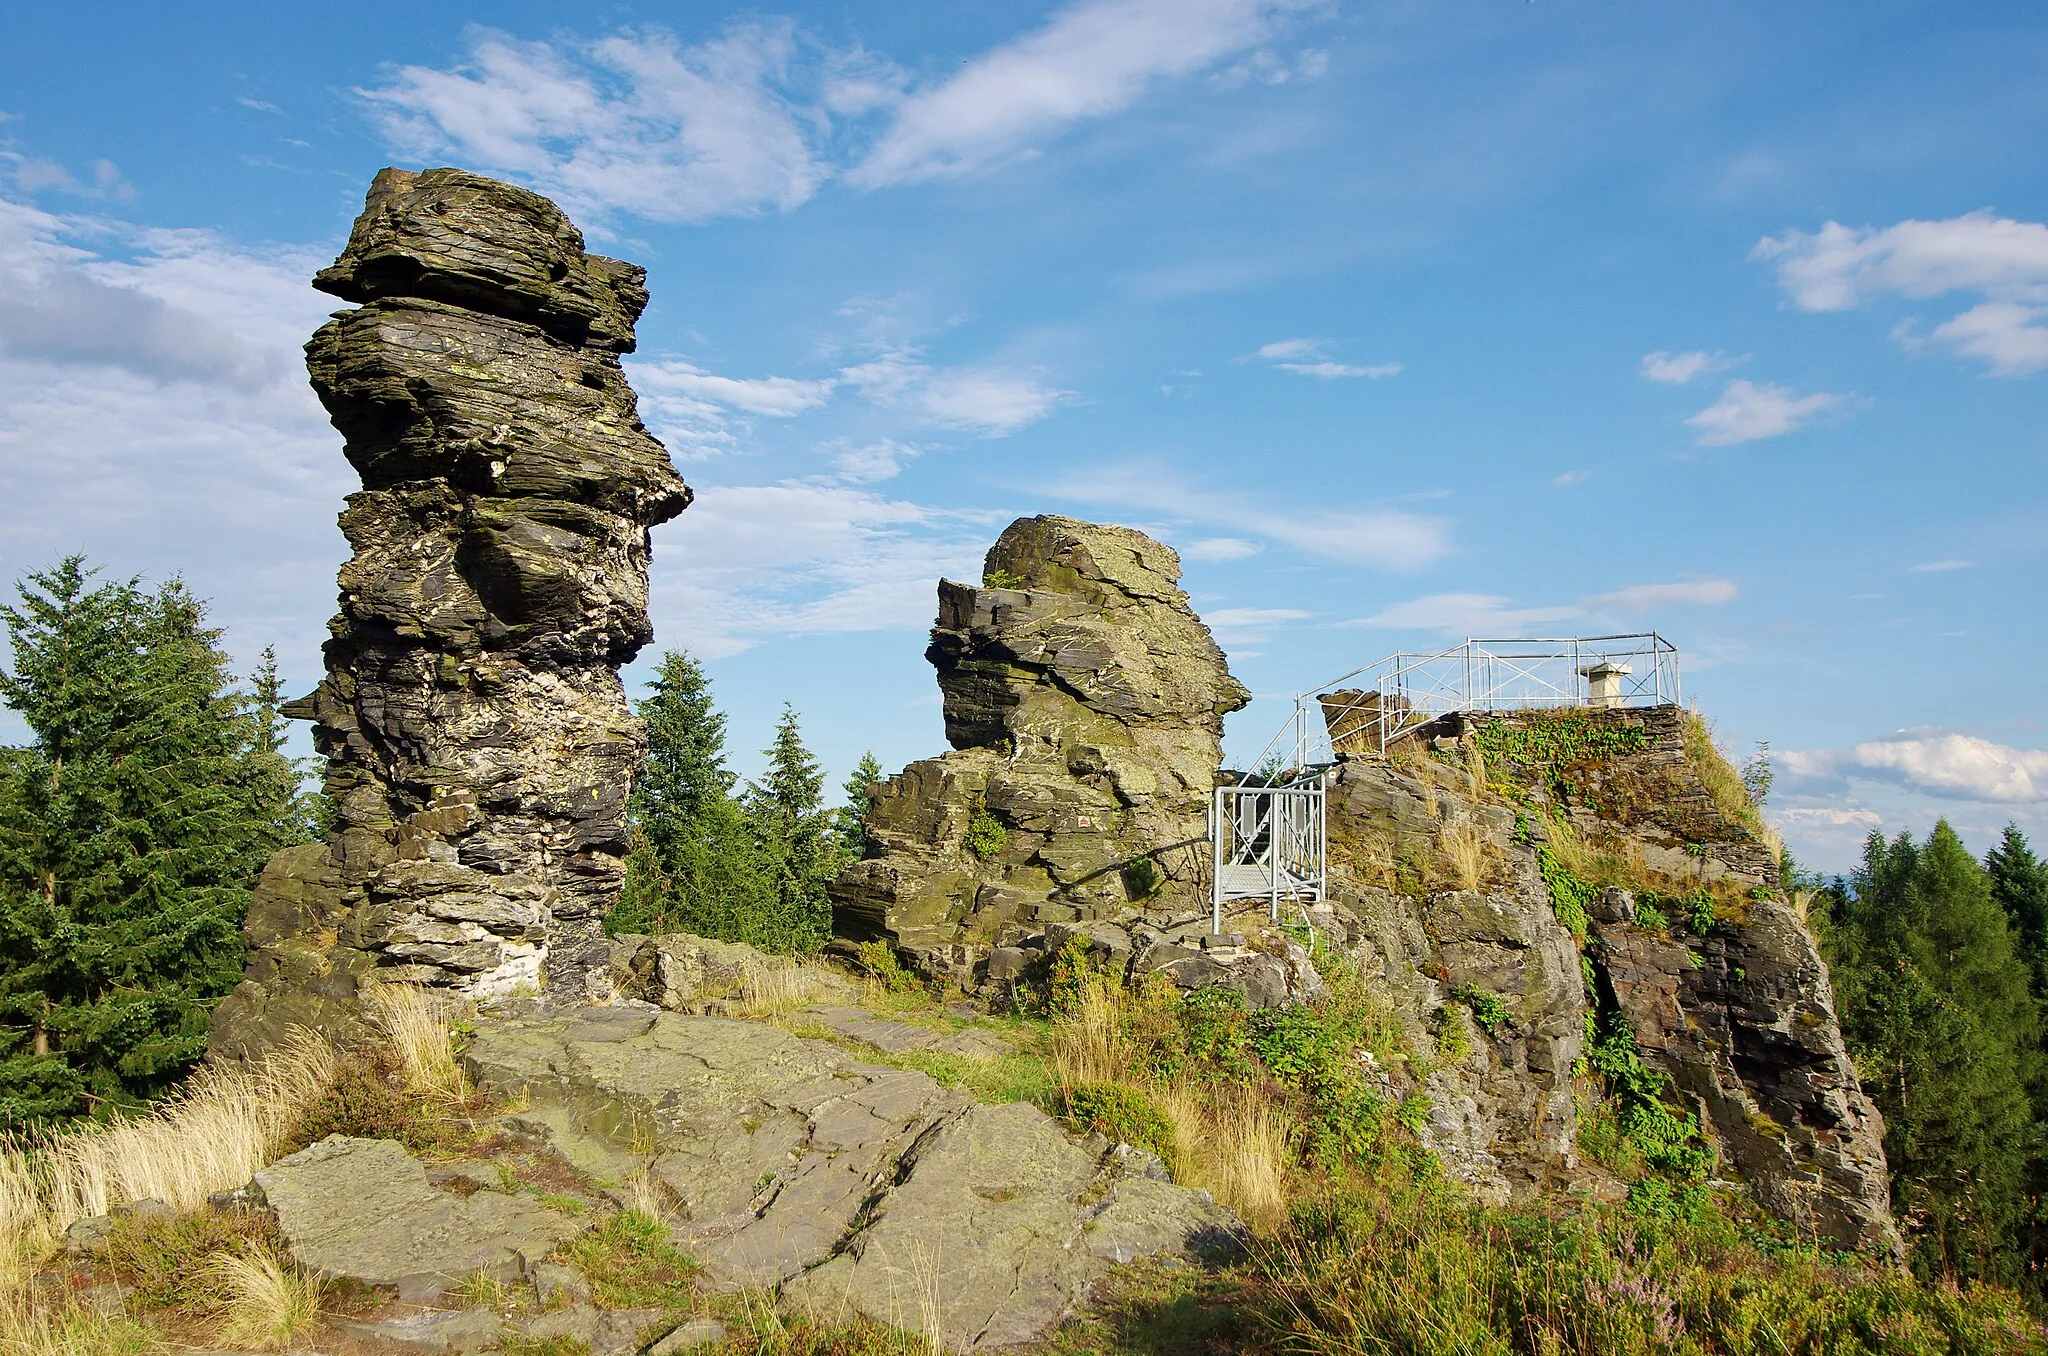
1448, 984, 1512, 1035
1058, 1082, 1175, 1159
1122, 856, 1162, 900
964, 807, 1010, 859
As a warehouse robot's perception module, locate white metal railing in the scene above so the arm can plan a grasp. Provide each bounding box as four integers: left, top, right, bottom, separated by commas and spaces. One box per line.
1209, 769, 1327, 934
1245, 634, 1681, 771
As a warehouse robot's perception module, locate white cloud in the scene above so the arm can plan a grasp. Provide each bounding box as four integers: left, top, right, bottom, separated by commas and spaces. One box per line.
1278, 359, 1403, 379
646, 481, 994, 658
1180, 536, 1262, 562
5, 153, 132, 200
1050, 465, 1451, 570
851, 0, 1318, 188
1205, 606, 1311, 645
1909, 559, 1974, 573
826, 439, 922, 483
1928, 302, 2048, 377
1581, 579, 1739, 611
1250, 336, 1400, 380
363, 24, 825, 226
1551, 471, 1587, 487
1343, 577, 1738, 636
0, 201, 353, 741
1342, 593, 1577, 635
1256, 337, 1321, 360
1640, 349, 1739, 385
1773, 805, 1884, 829
1755, 211, 2048, 377
1782, 732, 2048, 803
633, 359, 836, 416
840, 350, 1069, 435
1685, 379, 1844, 446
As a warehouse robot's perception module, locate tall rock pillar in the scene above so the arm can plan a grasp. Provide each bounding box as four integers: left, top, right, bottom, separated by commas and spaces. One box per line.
210, 167, 688, 1055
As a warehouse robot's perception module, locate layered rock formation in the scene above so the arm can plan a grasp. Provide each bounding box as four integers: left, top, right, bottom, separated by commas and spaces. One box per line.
831, 516, 1249, 977
1309, 705, 1899, 1252
210, 167, 688, 1057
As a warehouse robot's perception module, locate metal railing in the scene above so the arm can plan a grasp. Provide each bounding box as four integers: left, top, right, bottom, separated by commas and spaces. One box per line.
1247, 634, 1681, 770
1209, 768, 1327, 934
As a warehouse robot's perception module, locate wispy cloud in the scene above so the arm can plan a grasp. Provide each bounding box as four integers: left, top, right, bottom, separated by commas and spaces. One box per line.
1551, 471, 1588, 487
1344, 577, 1739, 635
1180, 536, 1262, 562
1205, 606, 1312, 644
635, 360, 836, 416
1639, 349, 1741, 385
363, 23, 826, 226
851, 0, 1321, 188
1909, 559, 1974, 573
1756, 211, 2048, 376
1049, 464, 1451, 569
840, 349, 1070, 434
1685, 379, 1844, 446
1783, 731, 2048, 803
1250, 336, 1401, 379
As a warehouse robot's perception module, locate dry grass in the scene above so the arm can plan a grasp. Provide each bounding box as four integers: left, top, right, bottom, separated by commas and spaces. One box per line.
0, 1287, 155, 1356
1047, 971, 1130, 1091
0, 1030, 336, 1285
205, 1247, 326, 1351
1158, 1082, 1294, 1233
733, 957, 860, 1018
365, 983, 471, 1103
1435, 821, 1487, 891
1679, 707, 1766, 837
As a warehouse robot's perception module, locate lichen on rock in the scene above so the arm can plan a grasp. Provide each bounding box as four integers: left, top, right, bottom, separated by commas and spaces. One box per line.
831, 515, 1249, 981
210, 167, 688, 1059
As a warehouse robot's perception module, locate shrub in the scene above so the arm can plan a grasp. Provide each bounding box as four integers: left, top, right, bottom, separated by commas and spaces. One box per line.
1448, 984, 1512, 1035
963, 807, 1009, 859
852, 940, 918, 993
1057, 1083, 1175, 1160
1121, 857, 1162, 900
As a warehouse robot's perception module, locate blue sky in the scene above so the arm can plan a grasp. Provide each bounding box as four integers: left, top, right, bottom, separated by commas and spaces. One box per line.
2, 0, 2045, 872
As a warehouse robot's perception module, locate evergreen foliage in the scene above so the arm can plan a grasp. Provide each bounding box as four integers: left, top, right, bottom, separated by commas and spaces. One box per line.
613, 656, 839, 953
0, 558, 314, 1126
835, 751, 885, 858
1820, 821, 2040, 1285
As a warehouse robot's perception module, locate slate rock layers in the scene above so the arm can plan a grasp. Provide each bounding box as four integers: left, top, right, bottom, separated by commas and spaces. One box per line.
210, 167, 688, 1056
832, 516, 1249, 976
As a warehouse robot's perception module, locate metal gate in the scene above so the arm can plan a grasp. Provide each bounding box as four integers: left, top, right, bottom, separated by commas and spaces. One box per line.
1209, 770, 1327, 933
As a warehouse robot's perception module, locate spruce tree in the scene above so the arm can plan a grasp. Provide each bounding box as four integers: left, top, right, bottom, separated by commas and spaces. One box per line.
836, 752, 885, 858
743, 705, 833, 954
0, 559, 308, 1125
1988, 825, 2048, 1001
1827, 823, 2038, 1282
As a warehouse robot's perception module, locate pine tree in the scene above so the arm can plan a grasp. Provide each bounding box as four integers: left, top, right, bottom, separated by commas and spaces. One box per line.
0, 559, 308, 1125
1825, 823, 2038, 1282
836, 752, 886, 858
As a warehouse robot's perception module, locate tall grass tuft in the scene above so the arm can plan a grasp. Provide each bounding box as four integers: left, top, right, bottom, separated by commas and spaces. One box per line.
206, 1247, 326, 1351
1436, 820, 1488, 891
365, 983, 471, 1104
1159, 1082, 1293, 1233
0, 1030, 335, 1286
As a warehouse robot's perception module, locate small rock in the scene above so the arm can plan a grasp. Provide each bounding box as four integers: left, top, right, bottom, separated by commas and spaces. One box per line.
984, 946, 1031, 980
207, 1180, 266, 1212
109, 1198, 175, 1222
647, 1317, 727, 1354
530, 1260, 591, 1308
64, 1214, 117, 1258
342, 1306, 505, 1353
1592, 887, 1636, 924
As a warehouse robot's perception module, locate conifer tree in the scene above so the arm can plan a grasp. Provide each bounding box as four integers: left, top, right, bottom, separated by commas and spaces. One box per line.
0, 559, 308, 1125
743, 704, 833, 953
836, 752, 885, 858
1988, 824, 2048, 1001
1826, 823, 2038, 1282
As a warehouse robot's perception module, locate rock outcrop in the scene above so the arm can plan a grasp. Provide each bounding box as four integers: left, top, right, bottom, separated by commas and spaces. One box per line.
211, 167, 688, 1058
463, 1006, 1238, 1348
1309, 704, 1899, 1252
831, 516, 1248, 979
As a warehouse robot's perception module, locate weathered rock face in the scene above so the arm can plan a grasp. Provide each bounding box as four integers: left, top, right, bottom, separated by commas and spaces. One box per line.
464, 1006, 1238, 1349
211, 167, 688, 1057
832, 516, 1248, 978
1312, 704, 1899, 1253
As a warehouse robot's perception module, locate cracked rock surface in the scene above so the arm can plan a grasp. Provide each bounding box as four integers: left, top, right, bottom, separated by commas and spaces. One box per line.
463, 1007, 1237, 1349
210, 167, 688, 1059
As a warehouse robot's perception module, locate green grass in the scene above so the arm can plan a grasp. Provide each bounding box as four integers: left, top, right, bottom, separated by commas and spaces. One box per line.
560, 1210, 700, 1312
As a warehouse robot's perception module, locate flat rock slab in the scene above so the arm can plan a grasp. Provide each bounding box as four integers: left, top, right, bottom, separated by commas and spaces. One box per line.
517, 1304, 669, 1356
255, 1135, 583, 1300
803, 1005, 1012, 1058
465, 1007, 1239, 1350
340, 1305, 506, 1353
